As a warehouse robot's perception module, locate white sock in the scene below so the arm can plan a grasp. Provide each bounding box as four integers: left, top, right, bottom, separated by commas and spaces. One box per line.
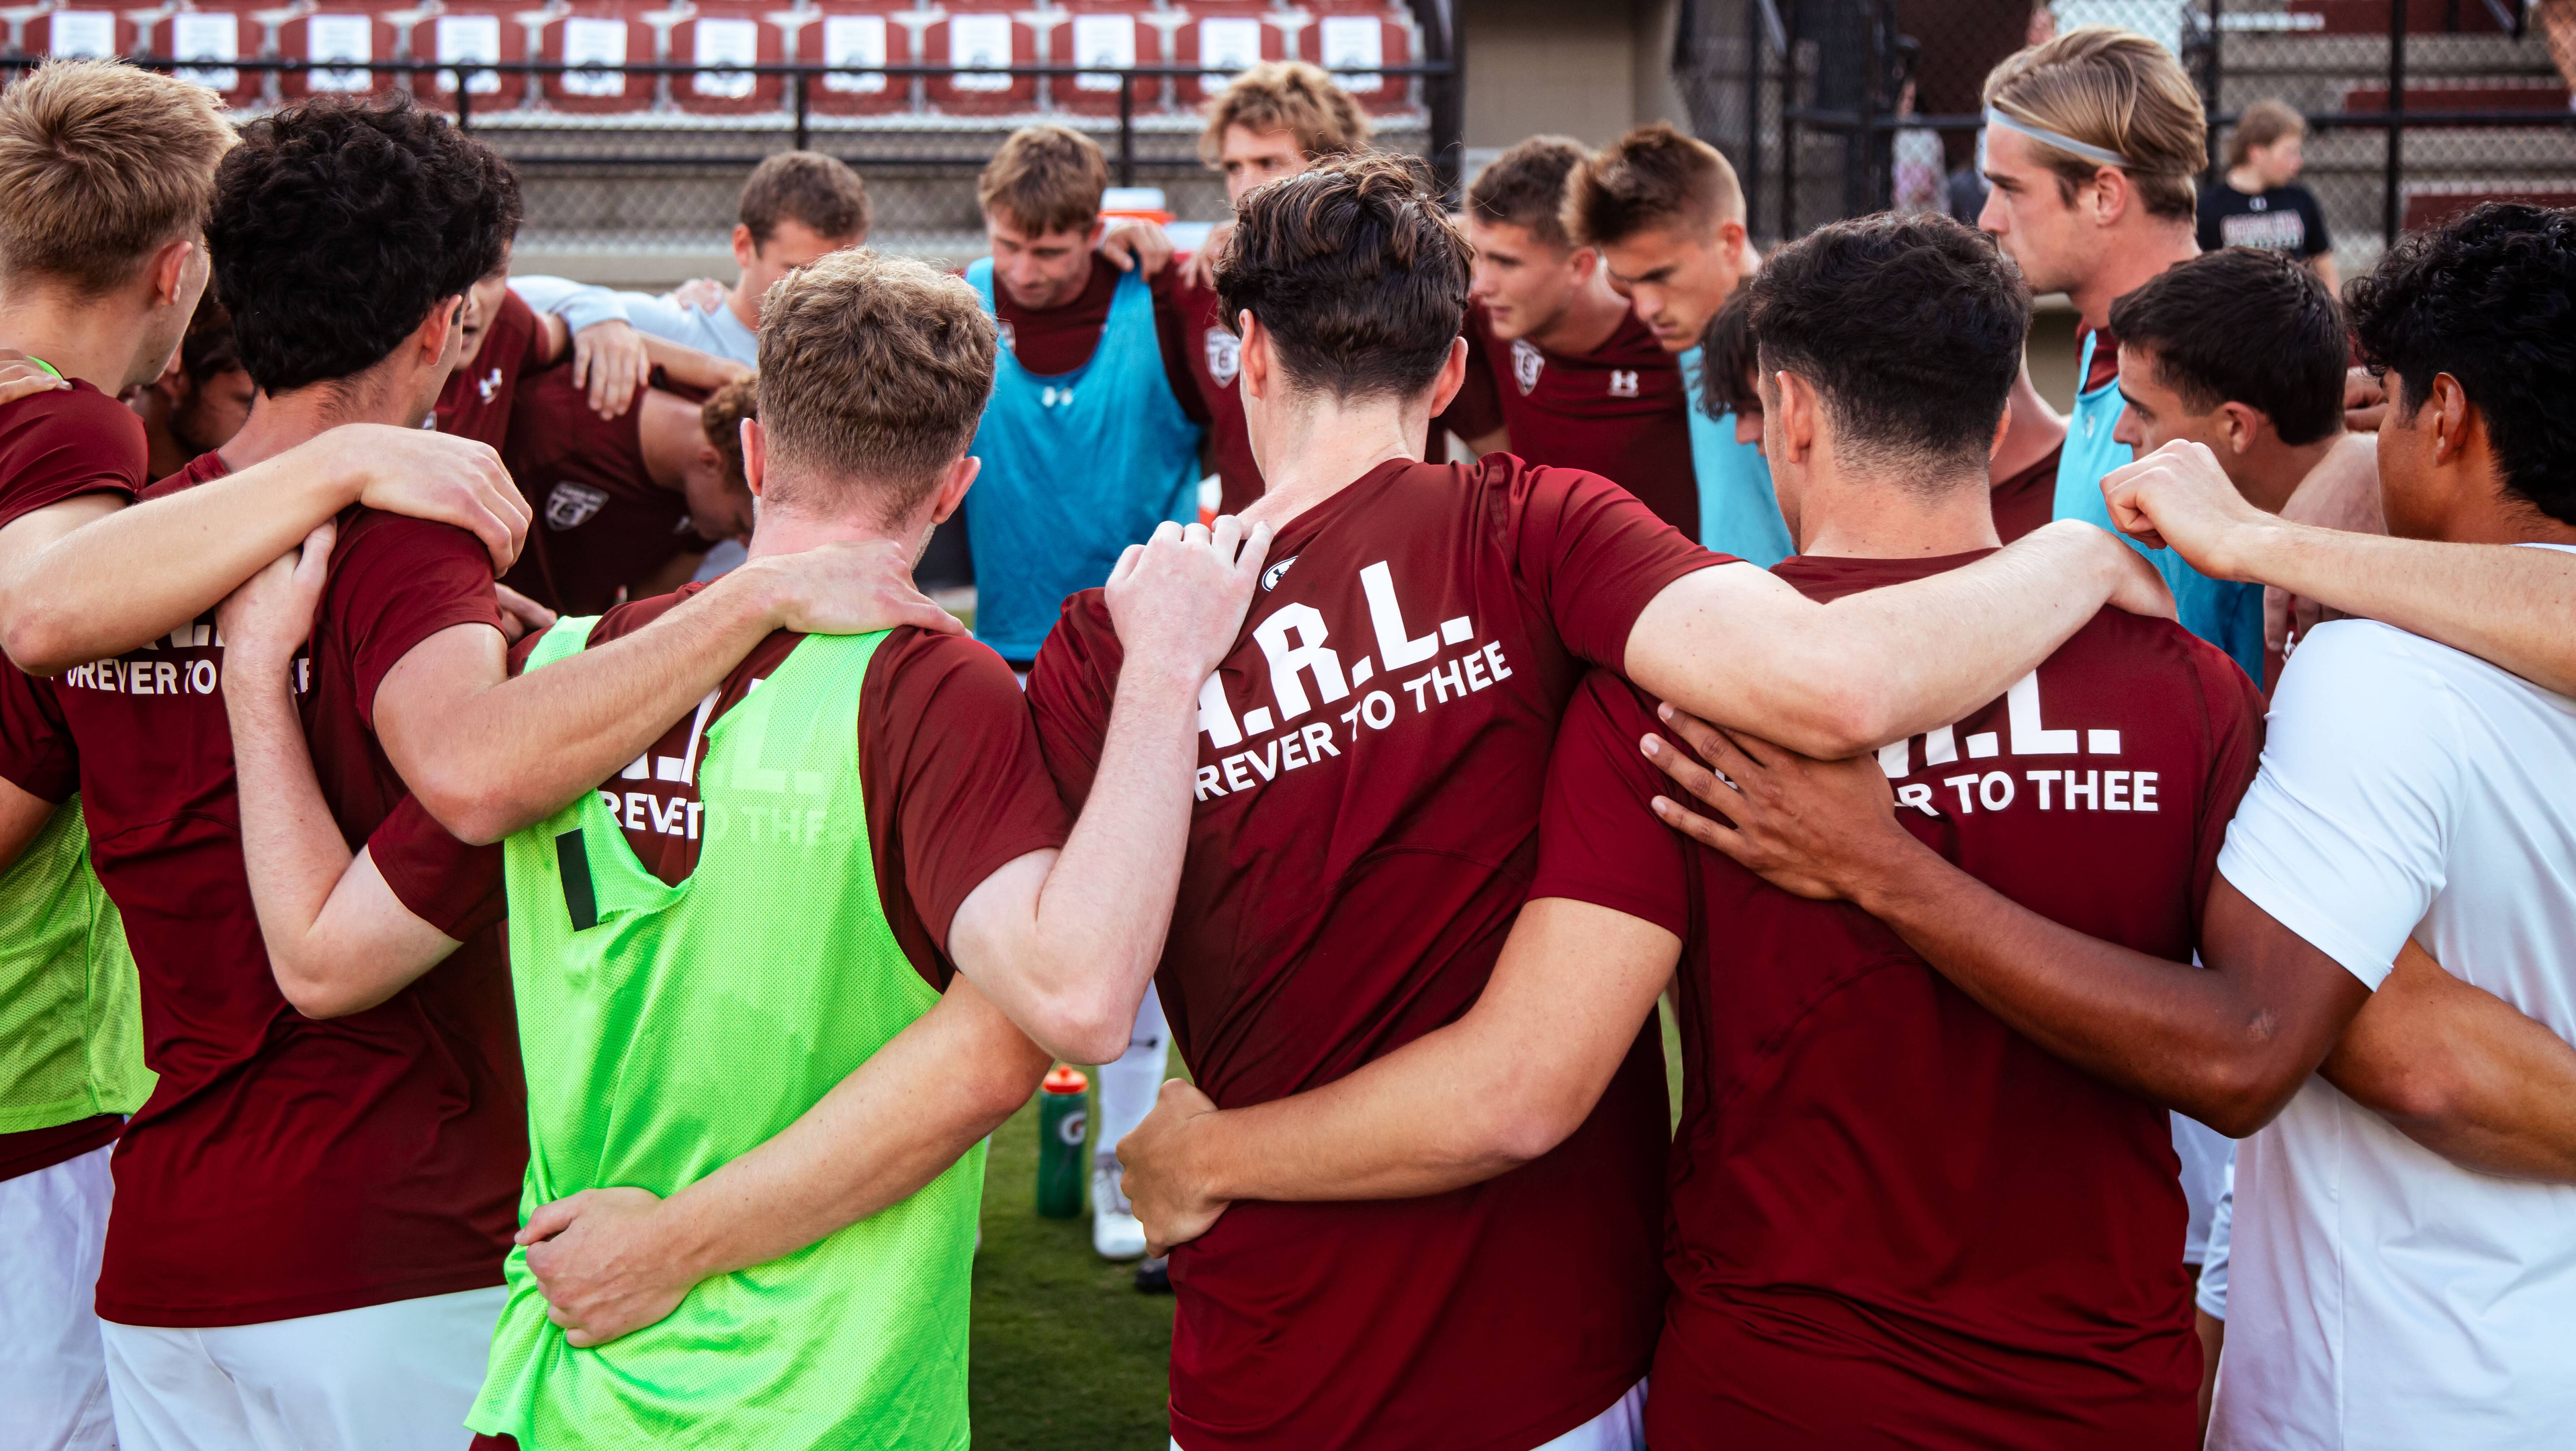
1094, 986, 1171, 1203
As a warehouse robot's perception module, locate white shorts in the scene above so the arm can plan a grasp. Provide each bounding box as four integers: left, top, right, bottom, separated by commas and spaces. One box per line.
1171, 1378, 1647, 1451
0, 1141, 118, 1451
101, 1284, 506, 1451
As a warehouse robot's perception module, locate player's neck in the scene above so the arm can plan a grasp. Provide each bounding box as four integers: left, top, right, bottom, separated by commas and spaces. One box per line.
1523, 275, 1628, 358
1239, 392, 1421, 531
218, 367, 421, 471
634, 393, 693, 489
744, 508, 917, 568
2071, 224, 2199, 331
1795, 464, 2000, 560
2234, 430, 2341, 516
997, 250, 1096, 314
727, 280, 762, 335
0, 288, 157, 394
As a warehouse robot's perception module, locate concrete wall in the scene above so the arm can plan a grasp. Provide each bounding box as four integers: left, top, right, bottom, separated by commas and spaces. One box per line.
1459, 0, 1687, 160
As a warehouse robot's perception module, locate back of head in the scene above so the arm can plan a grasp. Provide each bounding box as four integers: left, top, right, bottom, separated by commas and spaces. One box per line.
1983, 26, 2207, 222
1697, 285, 1761, 421
979, 125, 1108, 236
1215, 151, 1470, 404
2225, 98, 2305, 172
0, 59, 233, 296
1200, 61, 1371, 165
701, 376, 756, 496
2108, 247, 2344, 445
1468, 136, 1588, 253
1563, 122, 1742, 249
2349, 203, 2576, 525
1748, 213, 2031, 473
208, 93, 506, 394
757, 249, 997, 523
739, 150, 869, 246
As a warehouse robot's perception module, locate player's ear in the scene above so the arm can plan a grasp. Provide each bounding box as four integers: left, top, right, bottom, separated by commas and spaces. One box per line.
1426, 335, 1469, 419
1238, 314, 1271, 402
148, 238, 197, 308
2219, 401, 2265, 457
2088, 167, 2129, 228
731, 224, 758, 269
928, 454, 978, 525
741, 418, 767, 498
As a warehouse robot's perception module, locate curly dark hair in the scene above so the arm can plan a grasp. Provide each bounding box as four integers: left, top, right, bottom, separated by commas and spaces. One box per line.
2349, 202, 2576, 526
1745, 212, 2030, 471
1216, 151, 1470, 404
207, 94, 508, 393
1696, 285, 1761, 422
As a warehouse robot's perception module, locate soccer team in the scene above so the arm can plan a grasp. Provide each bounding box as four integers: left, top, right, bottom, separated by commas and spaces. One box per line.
0, 24, 2572, 1451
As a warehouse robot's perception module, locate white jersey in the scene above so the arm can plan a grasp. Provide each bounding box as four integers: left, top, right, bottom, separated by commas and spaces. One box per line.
2211, 560, 2576, 1450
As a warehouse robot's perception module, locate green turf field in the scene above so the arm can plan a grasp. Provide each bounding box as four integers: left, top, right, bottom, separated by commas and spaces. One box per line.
965, 1003, 1690, 1446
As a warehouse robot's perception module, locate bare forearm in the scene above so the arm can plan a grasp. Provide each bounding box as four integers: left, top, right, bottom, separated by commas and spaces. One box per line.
1849, 845, 2321, 1133
2321, 955, 2576, 1183
4, 464, 355, 672
1635, 522, 2123, 758
1023, 659, 1204, 1051
224, 656, 355, 965
640, 335, 749, 392
2232, 524, 2576, 695
413, 571, 785, 843
654, 992, 1049, 1280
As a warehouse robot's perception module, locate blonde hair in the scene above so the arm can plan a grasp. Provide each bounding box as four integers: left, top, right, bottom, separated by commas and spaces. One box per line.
1983, 26, 2207, 222
0, 59, 234, 294
1562, 122, 1744, 248
2225, 98, 2305, 171
978, 124, 1108, 236
1198, 61, 1371, 166
755, 249, 995, 523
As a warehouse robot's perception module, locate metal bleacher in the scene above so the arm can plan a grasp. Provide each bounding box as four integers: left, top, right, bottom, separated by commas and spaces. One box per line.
1, 0, 1447, 277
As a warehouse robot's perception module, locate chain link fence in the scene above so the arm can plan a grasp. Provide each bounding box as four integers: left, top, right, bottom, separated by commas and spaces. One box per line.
2, 3, 1457, 271
1675, 0, 2576, 277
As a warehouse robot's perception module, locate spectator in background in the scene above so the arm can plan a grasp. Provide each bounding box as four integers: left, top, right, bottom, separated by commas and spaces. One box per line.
130, 297, 251, 478
2199, 100, 2338, 291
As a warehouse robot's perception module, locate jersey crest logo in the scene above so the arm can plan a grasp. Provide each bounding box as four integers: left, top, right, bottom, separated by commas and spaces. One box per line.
545, 481, 611, 531
476, 366, 503, 403
1261, 555, 1297, 592
1608, 369, 1640, 398
1205, 327, 1241, 387
1511, 337, 1544, 396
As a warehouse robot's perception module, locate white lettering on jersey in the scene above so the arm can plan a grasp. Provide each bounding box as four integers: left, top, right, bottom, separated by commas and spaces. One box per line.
1204, 326, 1241, 387
1608, 369, 1640, 398
1511, 337, 1544, 396
1360, 561, 1439, 670
1252, 603, 1349, 721
1873, 669, 2151, 815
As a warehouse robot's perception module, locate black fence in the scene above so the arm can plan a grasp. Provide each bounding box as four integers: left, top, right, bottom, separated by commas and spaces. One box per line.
1676, 0, 2576, 267
0, 51, 1458, 261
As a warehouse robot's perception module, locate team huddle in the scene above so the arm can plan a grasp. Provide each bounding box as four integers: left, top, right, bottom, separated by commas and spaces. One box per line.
3, 24, 2574, 1451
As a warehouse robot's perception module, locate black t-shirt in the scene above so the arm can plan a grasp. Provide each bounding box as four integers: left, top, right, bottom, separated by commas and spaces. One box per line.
2197, 182, 2331, 259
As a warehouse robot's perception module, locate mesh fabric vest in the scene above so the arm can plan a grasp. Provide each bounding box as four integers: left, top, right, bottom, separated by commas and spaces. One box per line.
471, 619, 979, 1450
0, 799, 152, 1133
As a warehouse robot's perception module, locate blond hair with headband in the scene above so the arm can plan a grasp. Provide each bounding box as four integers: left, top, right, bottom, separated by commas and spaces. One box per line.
1983, 27, 2207, 222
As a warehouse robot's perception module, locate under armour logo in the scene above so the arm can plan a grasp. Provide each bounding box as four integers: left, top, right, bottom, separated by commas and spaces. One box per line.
1608, 369, 1640, 398
1040, 385, 1076, 408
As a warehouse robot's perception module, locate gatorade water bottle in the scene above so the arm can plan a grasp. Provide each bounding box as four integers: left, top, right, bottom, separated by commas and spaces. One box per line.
1036, 1065, 1090, 1219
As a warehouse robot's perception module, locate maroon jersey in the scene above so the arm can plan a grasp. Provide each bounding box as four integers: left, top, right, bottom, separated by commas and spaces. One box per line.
1439, 302, 1697, 538
0, 450, 525, 1327
1991, 441, 2062, 545
435, 289, 549, 449
1531, 549, 2264, 1450
374, 584, 1071, 991
0, 378, 147, 527
1172, 265, 1260, 515
1026, 455, 1721, 1451
500, 365, 699, 615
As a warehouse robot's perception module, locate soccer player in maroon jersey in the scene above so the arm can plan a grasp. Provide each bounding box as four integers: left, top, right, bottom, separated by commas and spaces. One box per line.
1115, 212, 2246, 1450
1022, 154, 2170, 1451
500, 366, 752, 614
130, 298, 253, 477
0, 94, 943, 1448
1175, 61, 1374, 515
1435, 136, 1697, 536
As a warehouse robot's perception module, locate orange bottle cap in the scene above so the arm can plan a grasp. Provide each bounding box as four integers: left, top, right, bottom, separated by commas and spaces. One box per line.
1042, 1065, 1090, 1095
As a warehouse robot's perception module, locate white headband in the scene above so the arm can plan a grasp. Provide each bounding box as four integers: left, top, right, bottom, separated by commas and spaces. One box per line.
1984, 105, 2134, 170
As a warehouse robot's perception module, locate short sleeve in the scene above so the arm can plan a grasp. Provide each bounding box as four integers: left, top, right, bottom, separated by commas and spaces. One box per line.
1510, 462, 1726, 670
1022, 592, 1122, 814
0, 387, 148, 529
2215, 621, 2458, 990
1436, 322, 1507, 444
1525, 672, 1691, 939
328, 515, 506, 730
0, 668, 76, 803
866, 635, 1072, 953
2295, 188, 2331, 257
369, 794, 504, 940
